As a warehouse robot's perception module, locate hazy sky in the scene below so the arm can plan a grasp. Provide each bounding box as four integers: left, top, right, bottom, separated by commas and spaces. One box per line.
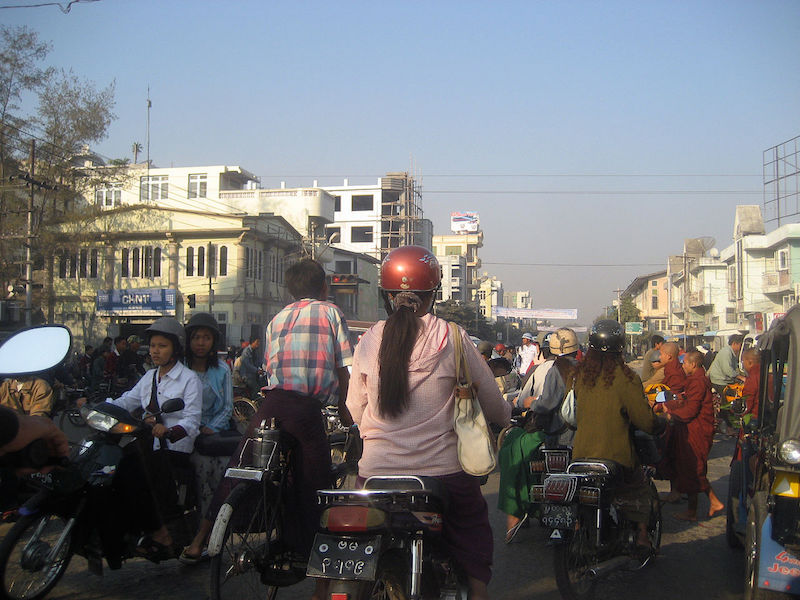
6, 0, 799, 324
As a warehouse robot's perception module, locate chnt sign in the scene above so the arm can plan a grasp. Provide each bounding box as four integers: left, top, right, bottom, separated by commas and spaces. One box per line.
97, 289, 177, 317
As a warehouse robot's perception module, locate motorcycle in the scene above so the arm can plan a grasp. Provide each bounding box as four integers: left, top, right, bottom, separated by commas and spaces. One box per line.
0, 390, 198, 600
308, 475, 466, 600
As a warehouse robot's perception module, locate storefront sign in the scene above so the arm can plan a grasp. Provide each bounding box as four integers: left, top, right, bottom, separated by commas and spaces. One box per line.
96, 288, 177, 316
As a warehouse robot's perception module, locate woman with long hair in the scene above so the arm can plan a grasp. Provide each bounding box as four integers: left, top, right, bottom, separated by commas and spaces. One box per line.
570, 320, 665, 551
347, 246, 511, 600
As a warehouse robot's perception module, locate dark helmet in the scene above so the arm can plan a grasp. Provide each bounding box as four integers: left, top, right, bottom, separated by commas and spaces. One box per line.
185, 312, 221, 343
146, 317, 186, 354
380, 245, 441, 292
589, 320, 625, 353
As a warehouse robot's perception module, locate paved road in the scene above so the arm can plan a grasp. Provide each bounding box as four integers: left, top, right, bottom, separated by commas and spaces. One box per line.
5, 418, 743, 600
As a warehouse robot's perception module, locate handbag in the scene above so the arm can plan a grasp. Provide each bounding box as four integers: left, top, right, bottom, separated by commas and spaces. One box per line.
560, 374, 578, 428
450, 322, 497, 477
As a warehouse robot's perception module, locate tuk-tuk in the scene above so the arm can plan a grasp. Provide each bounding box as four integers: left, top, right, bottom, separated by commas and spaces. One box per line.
727, 305, 800, 597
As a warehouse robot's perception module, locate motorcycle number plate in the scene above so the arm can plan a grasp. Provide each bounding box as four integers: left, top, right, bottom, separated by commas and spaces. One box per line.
540, 504, 577, 530
306, 533, 381, 581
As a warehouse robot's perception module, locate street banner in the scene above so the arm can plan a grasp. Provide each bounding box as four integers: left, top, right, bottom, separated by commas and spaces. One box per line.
97, 288, 177, 316
450, 211, 480, 233
538, 325, 588, 333
495, 306, 578, 320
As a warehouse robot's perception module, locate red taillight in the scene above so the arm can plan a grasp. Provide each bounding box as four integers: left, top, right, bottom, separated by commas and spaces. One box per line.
544, 450, 570, 473
543, 475, 578, 503
331, 594, 349, 600
320, 506, 387, 532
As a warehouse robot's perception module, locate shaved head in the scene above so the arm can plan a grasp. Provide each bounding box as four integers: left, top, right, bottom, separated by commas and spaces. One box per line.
684, 350, 703, 367
660, 342, 679, 360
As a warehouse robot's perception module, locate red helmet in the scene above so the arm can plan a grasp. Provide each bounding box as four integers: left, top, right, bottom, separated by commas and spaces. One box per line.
380, 246, 441, 292
495, 343, 506, 353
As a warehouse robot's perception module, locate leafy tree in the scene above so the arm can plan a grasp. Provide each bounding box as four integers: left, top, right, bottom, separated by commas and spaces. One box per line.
435, 299, 479, 334
132, 141, 142, 164
598, 295, 641, 324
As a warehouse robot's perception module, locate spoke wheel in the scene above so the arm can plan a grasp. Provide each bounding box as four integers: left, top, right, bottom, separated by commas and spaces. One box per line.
232, 399, 257, 433
0, 512, 73, 600
554, 528, 596, 600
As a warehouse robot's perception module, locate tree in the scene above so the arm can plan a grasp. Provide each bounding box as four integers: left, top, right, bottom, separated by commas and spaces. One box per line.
597, 295, 641, 324
132, 141, 142, 164
434, 299, 478, 334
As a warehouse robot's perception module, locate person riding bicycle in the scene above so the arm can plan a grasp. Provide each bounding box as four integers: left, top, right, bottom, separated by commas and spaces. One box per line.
347, 245, 511, 600
206, 258, 353, 559
569, 319, 666, 554
77, 317, 202, 561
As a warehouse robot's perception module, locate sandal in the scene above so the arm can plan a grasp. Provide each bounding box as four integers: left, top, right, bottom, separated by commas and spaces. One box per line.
178, 547, 209, 565
505, 513, 528, 544
135, 535, 174, 563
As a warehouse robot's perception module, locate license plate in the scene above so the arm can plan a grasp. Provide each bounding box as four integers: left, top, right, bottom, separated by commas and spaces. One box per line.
540, 504, 577, 530
306, 534, 381, 580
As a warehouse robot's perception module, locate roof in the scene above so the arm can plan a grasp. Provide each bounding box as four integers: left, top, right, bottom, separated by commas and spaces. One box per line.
623, 270, 667, 296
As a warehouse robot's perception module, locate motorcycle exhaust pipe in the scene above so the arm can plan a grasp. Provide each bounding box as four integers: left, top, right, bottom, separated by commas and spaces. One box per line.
588, 555, 630, 579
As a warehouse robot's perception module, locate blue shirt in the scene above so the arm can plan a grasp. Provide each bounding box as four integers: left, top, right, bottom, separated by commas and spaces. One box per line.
194, 363, 233, 432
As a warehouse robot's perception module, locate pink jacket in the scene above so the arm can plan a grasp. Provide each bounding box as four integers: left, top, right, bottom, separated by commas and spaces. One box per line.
347, 314, 511, 477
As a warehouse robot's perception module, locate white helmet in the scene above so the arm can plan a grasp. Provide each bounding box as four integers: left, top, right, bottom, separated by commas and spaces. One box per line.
549, 328, 579, 356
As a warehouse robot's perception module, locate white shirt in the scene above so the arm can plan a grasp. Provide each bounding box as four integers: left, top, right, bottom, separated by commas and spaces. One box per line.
110, 361, 202, 453
516, 359, 555, 407
518, 344, 538, 375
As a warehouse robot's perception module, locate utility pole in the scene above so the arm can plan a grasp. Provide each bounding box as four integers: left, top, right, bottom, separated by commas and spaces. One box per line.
208, 241, 214, 312
25, 140, 35, 327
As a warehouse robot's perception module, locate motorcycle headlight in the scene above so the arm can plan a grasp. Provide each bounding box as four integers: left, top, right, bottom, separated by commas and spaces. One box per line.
84, 410, 119, 432
778, 439, 800, 465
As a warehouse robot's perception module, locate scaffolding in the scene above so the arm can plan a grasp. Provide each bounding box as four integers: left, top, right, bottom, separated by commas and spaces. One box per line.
379, 171, 426, 258
764, 135, 800, 227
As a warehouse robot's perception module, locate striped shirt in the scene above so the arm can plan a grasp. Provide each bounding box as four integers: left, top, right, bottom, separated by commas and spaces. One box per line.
263, 298, 353, 403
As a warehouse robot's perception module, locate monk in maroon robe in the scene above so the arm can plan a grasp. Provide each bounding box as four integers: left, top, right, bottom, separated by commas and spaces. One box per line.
733, 349, 761, 462
660, 342, 686, 394
662, 351, 724, 520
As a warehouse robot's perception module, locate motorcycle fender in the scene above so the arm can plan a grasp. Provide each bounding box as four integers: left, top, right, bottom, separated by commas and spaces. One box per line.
757, 515, 800, 594
207, 502, 234, 557
549, 529, 569, 543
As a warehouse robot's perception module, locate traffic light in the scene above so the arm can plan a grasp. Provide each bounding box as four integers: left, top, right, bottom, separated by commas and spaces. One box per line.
187, 294, 196, 308
330, 274, 358, 285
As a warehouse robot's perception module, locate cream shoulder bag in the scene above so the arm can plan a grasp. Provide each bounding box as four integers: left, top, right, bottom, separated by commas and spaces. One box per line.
450, 322, 497, 476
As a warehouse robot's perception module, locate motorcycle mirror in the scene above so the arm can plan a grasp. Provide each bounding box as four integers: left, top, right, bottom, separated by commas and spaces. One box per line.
488, 357, 513, 376
0, 325, 72, 376
161, 398, 185, 413
654, 391, 669, 403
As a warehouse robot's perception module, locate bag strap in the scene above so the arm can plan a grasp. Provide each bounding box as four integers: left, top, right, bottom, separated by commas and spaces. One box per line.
449, 322, 472, 387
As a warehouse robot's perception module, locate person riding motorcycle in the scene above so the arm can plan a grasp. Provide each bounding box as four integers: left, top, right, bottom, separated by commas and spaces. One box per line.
78, 317, 202, 561
346, 245, 511, 600
569, 319, 666, 552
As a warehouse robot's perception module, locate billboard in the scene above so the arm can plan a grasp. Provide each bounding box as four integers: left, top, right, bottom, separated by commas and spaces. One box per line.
97, 288, 177, 316
494, 306, 578, 320
450, 212, 480, 233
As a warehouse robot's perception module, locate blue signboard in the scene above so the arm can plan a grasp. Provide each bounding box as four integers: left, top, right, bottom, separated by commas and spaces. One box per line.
96, 289, 177, 317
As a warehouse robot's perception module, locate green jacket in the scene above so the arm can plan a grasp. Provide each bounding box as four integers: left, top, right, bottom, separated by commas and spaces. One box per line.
571, 365, 660, 469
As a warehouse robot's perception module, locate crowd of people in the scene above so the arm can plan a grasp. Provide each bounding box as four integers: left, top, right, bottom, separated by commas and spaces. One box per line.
0, 244, 762, 599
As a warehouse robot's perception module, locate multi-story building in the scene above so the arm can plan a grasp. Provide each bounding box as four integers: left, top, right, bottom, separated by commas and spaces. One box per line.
436, 254, 469, 302
503, 291, 532, 310
473, 276, 503, 322
432, 231, 484, 293
623, 270, 669, 333
321, 173, 433, 260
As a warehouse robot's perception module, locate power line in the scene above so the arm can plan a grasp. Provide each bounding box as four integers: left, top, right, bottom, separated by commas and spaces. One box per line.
483, 261, 666, 267
424, 190, 761, 195
0, 0, 100, 12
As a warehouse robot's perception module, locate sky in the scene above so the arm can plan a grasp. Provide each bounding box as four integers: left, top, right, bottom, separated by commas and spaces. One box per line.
4, 0, 800, 325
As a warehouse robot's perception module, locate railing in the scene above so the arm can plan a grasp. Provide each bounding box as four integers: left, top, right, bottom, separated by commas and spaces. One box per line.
762, 270, 792, 291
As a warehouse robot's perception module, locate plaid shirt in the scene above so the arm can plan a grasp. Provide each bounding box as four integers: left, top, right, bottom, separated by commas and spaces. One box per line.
263, 298, 353, 402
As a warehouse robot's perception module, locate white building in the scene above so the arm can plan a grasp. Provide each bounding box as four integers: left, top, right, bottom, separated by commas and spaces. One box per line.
436, 254, 469, 302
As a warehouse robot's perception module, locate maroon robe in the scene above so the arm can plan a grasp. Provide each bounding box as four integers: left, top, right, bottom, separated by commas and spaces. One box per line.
665, 367, 714, 493
662, 358, 686, 394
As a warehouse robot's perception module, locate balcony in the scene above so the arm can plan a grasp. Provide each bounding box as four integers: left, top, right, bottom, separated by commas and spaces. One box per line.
687, 290, 712, 307
762, 270, 793, 294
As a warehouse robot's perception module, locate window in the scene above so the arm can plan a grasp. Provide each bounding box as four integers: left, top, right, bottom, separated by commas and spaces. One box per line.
352, 194, 373, 211
186, 247, 194, 276
188, 174, 207, 199
208, 245, 217, 278
651, 296, 658, 310
219, 246, 228, 276
445, 246, 461, 256
736, 240, 743, 299
783, 295, 796, 311
121, 248, 130, 277
726, 307, 737, 324
333, 195, 341, 211
197, 246, 205, 277
57, 252, 67, 278
90, 249, 99, 278
351, 226, 373, 243
131, 248, 141, 277
257, 250, 263, 281
270, 251, 277, 282
778, 249, 789, 271
78, 249, 88, 278
140, 175, 168, 202
95, 183, 121, 208
452, 265, 461, 278
143, 246, 154, 278
335, 260, 352, 274
153, 247, 161, 277
651, 281, 658, 287
326, 226, 341, 243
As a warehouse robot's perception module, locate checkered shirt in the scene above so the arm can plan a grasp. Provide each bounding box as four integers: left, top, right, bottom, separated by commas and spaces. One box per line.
263, 299, 353, 403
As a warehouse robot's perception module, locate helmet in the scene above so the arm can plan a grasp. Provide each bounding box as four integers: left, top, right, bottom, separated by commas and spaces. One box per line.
185, 312, 221, 342
380, 246, 441, 292
550, 328, 579, 356
541, 332, 553, 349
146, 317, 186, 353
494, 343, 506, 353
476, 341, 493, 358
589, 320, 625, 353
521, 332, 534, 341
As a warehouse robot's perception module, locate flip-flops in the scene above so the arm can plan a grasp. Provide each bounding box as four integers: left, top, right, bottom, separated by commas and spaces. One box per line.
178, 547, 209, 565
135, 535, 174, 563
505, 513, 528, 544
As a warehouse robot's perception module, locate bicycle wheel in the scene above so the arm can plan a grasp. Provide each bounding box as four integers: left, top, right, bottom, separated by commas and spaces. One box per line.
232, 399, 257, 433
0, 512, 73, 600
210, 481, 303, 600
